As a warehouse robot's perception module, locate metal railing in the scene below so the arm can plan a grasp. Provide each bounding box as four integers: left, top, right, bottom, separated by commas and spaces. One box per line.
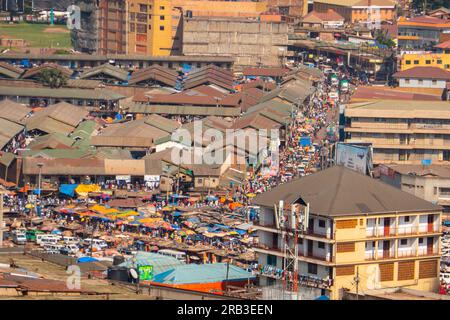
365, 225, 440, 237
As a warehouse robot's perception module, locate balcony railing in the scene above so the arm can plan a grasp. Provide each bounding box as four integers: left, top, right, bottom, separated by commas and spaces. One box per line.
397, 250, 417, 258
418, 247, 439, 256
365, 226, 440, 237
364, 247, 439, 261
365, 251, 376, 260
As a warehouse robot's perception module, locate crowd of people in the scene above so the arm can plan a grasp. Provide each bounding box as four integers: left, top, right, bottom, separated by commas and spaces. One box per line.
231, 79, 339, 205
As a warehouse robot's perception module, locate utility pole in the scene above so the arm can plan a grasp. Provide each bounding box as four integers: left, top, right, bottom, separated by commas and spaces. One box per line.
354, 266, 360, 300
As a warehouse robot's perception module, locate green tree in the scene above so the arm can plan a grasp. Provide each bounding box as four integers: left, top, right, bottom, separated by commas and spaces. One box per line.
38, 69, 68, 88
374, 30, 396, 49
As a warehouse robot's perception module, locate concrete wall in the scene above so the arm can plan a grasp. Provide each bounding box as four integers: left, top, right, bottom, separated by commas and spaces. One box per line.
398, 78, 447, 89
182, 18, 289, 67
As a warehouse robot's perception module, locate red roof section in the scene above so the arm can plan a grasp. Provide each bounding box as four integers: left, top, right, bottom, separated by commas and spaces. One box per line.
243, 67, 289, 77
407, 15, 449, 24
435, 40, 450, 49
393, 67, 450, 80
352, 86, 443, 101
303, 9, 344, 22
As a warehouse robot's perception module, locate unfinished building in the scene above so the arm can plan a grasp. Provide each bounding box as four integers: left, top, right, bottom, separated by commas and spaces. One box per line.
182, 17, 289, 67
71, 0, 127, 54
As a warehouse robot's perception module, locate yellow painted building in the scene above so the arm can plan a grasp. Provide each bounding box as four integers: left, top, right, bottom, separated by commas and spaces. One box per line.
124, 0, 269, 56
253, 166, 442, 300
127, 0, 178, 56
400, 53, 450, 71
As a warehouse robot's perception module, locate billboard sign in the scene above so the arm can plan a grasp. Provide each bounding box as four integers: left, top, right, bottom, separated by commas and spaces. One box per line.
336, 143, 372, 175
138, 265, 154, 281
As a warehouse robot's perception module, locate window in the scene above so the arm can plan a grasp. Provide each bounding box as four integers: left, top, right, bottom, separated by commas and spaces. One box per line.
419, 238, 424, 244
298, 238, 303, 245
426, 60, 431, 64
432, 80, 437, 85
400, 239, 407, 245
405, 78, 410, 84
308, 263, 318, 275
136, 23, 147, 33
439, 187, 450, 195
434, 187, 437, 195
404, 216, 410, 223
405, 60, 411, 65
414, 60, 419, 65
160, 6, 165, 10
139, 4, 147, 12
318, 219, 326, 228
437, 60, 442, 64
197, 178, 203, 183
159, 26, 164, 31
318, 242, 325, 249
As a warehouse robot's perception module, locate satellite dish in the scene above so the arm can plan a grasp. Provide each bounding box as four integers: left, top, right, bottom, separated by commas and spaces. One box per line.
129, 268, 138, 279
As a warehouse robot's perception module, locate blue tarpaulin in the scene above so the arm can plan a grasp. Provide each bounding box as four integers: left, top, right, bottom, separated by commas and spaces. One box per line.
59, 184, 78, 197
300, 136, 311, 147
182, 63, 192, 73
77, 257, 99, 263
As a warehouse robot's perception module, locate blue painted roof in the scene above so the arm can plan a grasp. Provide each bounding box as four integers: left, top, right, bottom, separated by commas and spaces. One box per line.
119, 252, 184, 275
152, 263, 255, 285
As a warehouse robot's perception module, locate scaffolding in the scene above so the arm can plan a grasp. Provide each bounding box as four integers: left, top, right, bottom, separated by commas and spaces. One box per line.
274, 198, 309, 298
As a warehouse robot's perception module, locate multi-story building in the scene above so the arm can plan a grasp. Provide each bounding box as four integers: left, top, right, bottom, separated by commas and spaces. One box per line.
344, 100, 450, 164
393, 66, 450, 89
73, 0, 269, 56
313, 0, 396, 24
252, 166, 442, 300
127, 0, 179, 56
398, 15, 450, 50
379, 164, 450, 212
399, 53, 450, 71
266, 0, 308, 18
182, 16, 289, 67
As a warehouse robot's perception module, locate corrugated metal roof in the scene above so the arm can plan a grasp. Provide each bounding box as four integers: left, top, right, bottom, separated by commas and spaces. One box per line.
104, 159, 146, 175
0, 86, 125, 101
129, 65, 178, 86
0, 99, 30, 123
0, 62, 23, 79
153, 263, 255, 285
80, 63, 129, 81
129, 105, 241, 117
0, 117, 24, 149
25, 102, 89, 134
118, 252, 184, 275
21, 63, 73, 79
23, 158, 105, 175
0, 53, 234, 63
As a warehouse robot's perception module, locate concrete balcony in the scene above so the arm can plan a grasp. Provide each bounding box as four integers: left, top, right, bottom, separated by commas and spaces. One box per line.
365, 226, 441, 238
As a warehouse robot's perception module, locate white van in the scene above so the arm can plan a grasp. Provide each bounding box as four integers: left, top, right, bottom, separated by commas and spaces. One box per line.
12, 232, 26, 245
82, 238, 108, 250
61, 244, 80, 255
38, 234, 62, 246
63, 236, 80, 245
44, 244, 64, 254
157, 249, 187, 263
